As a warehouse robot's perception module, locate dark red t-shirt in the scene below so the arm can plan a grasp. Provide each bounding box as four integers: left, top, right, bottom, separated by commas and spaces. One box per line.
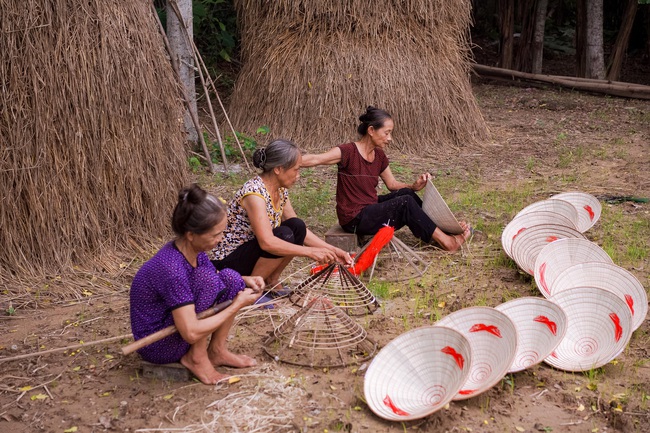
336, 142, 389, 225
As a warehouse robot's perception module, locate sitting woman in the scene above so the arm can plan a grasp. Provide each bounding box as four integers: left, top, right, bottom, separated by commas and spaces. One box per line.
129, 184, 263, 385
211, 139, 352, 291
301, 106, 471, 252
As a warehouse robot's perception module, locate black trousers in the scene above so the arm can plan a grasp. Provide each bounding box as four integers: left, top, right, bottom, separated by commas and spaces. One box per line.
212, 217, 307, 276
341, 188, 437, 243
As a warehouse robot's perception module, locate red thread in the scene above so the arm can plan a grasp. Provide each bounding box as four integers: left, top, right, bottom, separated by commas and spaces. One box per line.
459, 389, 476, 395
539, 262, 550, 295
383, 395, 409, 416
545, 236, 559, 243
513, 227, 526, 241
441, 346, 465, 370
469, 323, 502, 337
624, 294, 634, 315
534, 315, 557, 335
609, 313, 623, 342
584, 205, 595, 220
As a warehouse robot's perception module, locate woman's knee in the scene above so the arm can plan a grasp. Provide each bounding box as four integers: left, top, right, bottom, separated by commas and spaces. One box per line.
282, 217, 307, 243
273, 226, 296, 243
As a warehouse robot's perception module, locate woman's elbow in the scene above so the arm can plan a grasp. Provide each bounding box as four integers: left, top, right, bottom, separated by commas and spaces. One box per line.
178, 329, 201, 344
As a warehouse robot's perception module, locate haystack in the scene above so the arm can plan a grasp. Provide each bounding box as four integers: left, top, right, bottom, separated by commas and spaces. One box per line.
0, 0, 188, 278
229, 0, 487, 151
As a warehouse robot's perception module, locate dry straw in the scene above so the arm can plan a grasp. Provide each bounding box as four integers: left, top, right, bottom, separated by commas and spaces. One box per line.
534, 238, 613, 298
229, 0, 487, 151
363, 326, 472, 421
435, 307, 517, 401
546, 287, 632, 372
501, 211, 578, 258
509, 223, 586, 275
495, 297, 568, 373
552, 262, 648, 331
551, 192, 602, 232
0, 1, 188, 280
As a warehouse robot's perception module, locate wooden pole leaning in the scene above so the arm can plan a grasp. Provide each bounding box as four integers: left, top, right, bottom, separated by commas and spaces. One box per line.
121, 299, 233, 356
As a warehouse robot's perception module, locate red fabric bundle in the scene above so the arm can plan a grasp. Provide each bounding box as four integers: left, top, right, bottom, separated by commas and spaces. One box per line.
349, 225, 394, 275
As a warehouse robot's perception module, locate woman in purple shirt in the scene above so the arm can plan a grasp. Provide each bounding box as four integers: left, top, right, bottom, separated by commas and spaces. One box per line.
130, 184, 262, 384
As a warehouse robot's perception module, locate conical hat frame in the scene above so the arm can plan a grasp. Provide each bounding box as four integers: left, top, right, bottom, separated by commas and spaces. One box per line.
263, 296, 377, 368
290, 263, 379, 316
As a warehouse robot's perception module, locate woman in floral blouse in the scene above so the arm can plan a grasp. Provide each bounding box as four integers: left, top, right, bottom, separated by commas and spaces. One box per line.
211, 139, 352, 293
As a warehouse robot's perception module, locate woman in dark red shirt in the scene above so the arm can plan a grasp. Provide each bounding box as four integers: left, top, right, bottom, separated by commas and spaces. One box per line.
301, 106, 471, 252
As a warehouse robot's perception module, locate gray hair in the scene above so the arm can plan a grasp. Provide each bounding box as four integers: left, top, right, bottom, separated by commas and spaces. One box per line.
252, 139, 301, 173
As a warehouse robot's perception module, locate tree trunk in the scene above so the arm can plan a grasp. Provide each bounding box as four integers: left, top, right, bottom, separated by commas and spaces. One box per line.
575, 0, 587, 77
498, 0, 515, 69
607, 0, 637, 81
515, 0, 536, 72
531, 0, 549, 74
585, 0, 605, 79
167, 0, 198, 144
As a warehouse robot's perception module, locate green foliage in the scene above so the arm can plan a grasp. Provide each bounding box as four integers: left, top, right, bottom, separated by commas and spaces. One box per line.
192, 0, 238, 64
203, 126, 269, 165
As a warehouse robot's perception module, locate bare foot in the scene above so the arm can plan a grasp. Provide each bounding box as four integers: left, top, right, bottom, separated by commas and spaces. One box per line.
180, 352, 230, 385
450, 227, 472, 252
209, 349, 257, 368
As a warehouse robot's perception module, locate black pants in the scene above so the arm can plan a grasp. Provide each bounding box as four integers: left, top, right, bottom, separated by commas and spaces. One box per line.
212, 217, 307, 276
341, 188, 437, 243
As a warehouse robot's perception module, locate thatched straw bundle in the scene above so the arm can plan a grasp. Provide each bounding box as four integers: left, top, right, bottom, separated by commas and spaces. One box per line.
0, 0, 188, 277
229, 0, 487, 151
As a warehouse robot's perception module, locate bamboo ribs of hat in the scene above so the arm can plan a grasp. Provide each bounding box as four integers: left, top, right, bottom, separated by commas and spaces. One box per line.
290, 263, 379, 316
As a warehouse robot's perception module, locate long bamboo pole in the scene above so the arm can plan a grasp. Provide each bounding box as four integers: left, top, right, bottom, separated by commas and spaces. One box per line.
473, 64, 650, 100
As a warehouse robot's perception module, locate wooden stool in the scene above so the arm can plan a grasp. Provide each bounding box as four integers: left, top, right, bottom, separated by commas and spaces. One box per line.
325, 224, 359, 253
141, 361, 192, 382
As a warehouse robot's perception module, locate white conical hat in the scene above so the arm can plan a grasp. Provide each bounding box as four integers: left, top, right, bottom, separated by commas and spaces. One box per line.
552, 262, 648, 331
501, 211, 578, 258
510, 223, 586, 275
515, 198, 579, 228
363, 326, 472, 421
534, 238, 613, 297
545, 287, 632, 372
422, 180, 464, 234
495, 297, 568, 373
435, 307, 517, 400
551, 192, 601, 232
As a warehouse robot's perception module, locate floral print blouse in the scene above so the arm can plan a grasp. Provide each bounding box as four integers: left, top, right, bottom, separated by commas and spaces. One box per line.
211, 176, 289, 260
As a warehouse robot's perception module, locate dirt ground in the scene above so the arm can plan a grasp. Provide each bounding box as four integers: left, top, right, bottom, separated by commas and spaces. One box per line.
1, 80, 649, 433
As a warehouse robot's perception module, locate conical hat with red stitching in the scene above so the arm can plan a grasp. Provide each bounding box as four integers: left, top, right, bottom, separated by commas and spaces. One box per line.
363, 326, 472, 421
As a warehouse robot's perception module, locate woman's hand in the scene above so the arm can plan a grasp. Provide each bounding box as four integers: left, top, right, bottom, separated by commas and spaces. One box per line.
308, 247, 338, 264
334, 248, 353, 265
411, 173, 431, 191
232, 288, 261, 309
242, 275, 264, 294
